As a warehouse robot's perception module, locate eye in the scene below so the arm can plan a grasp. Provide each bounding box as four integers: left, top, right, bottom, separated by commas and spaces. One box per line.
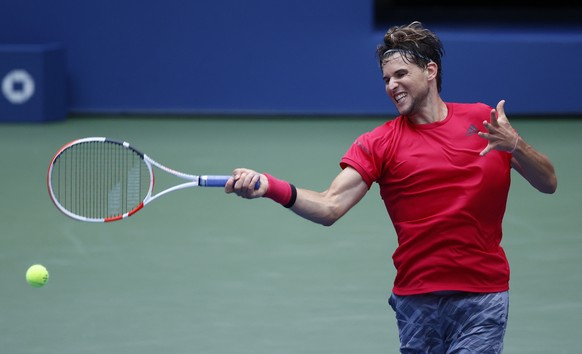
394, 69, 407, 79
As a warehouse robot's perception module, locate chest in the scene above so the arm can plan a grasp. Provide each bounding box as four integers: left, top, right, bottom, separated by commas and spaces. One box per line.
391, 125, 486, 177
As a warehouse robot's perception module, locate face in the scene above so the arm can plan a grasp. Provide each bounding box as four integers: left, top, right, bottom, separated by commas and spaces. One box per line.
381, 53, 434, 116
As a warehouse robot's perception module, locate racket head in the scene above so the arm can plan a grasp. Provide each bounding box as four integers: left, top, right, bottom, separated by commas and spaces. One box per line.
47, 137, 154, 222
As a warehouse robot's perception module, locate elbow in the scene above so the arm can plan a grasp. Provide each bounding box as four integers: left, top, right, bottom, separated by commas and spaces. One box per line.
542, 178, 558, 194
318, 206, 344, 227
320, 218, 337, 227
537, 175, 558, 194
296, 206, 341, 227
318, 213, 340, 227
543, 166, 558, 194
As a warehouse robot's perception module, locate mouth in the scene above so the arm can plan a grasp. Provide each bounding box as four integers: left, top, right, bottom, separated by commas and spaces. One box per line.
393, 92, 407, 104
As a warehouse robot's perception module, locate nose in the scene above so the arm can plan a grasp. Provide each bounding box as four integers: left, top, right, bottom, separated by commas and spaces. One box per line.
387, 78, 398, 91
386, 78, 397, 96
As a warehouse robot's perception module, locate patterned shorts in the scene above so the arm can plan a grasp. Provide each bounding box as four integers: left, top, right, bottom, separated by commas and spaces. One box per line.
389, 291, 509, 354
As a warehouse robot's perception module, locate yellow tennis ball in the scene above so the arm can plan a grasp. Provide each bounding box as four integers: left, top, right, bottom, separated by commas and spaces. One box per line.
26, 264, 49, 288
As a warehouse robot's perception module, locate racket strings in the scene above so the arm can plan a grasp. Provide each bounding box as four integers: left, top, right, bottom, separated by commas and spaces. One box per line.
51, 141, 150, 219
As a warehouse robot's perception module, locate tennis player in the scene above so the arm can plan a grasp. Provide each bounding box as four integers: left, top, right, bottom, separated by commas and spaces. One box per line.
226, 21, 557, 353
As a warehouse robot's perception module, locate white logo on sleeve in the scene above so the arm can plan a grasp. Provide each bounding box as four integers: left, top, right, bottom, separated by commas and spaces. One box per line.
2, 69, 36, 104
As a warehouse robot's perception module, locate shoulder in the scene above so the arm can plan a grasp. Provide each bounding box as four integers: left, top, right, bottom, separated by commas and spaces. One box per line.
342, 117, 405, 185
359, 116, 404, 144
343, 117, 404, 161
448, 102, 492, 115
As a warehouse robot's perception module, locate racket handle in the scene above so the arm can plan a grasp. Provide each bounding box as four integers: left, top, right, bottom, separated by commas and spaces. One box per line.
200, 175, 260, 189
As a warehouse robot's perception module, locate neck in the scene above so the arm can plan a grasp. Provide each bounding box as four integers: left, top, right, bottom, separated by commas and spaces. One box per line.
407, 97, 448, 125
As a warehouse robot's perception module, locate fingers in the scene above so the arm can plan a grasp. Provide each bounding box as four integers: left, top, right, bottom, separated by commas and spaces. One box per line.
479, 144, 492, 157
226, 168, 263, 198
224, 168, 246, 193
496, 99, 506, 118
489, 107, 498, 127
224, 176, 236, 193
478, 99, 514, 156
496, 99, 509, 124
487, 99, 508, 128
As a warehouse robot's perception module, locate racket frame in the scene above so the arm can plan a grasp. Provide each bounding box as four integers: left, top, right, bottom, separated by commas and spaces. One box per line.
47, 137, 232, 222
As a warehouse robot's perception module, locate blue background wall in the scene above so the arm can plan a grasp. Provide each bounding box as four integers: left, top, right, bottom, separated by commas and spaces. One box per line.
2, 0, 581, 116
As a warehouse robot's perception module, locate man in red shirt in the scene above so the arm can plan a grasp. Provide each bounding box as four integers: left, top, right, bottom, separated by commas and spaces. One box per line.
226, 21, 557, 353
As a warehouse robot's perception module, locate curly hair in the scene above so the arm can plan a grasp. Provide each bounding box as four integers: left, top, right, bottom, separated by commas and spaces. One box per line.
376, 21, 445, 92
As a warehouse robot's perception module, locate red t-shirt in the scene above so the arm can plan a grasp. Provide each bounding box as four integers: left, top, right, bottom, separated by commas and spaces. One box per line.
341, 102, 512, 295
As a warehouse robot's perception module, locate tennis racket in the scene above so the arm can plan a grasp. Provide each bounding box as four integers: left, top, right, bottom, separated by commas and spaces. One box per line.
47, 137, 257, 222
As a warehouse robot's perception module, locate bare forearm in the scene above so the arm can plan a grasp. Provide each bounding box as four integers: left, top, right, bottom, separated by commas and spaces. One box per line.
227, 167, 369, 225
290, 168, 369, 226
290, 188, 347, 227
512, 138, 557, 194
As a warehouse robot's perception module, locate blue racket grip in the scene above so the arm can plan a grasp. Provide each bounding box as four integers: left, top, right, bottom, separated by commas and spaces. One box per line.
200, 175, 260, 189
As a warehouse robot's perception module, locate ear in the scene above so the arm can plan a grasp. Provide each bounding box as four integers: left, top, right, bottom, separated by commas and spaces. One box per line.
426, 61, 438, 81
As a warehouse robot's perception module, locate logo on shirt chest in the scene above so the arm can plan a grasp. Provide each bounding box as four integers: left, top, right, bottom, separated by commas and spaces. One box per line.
465, 124, 480, 136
